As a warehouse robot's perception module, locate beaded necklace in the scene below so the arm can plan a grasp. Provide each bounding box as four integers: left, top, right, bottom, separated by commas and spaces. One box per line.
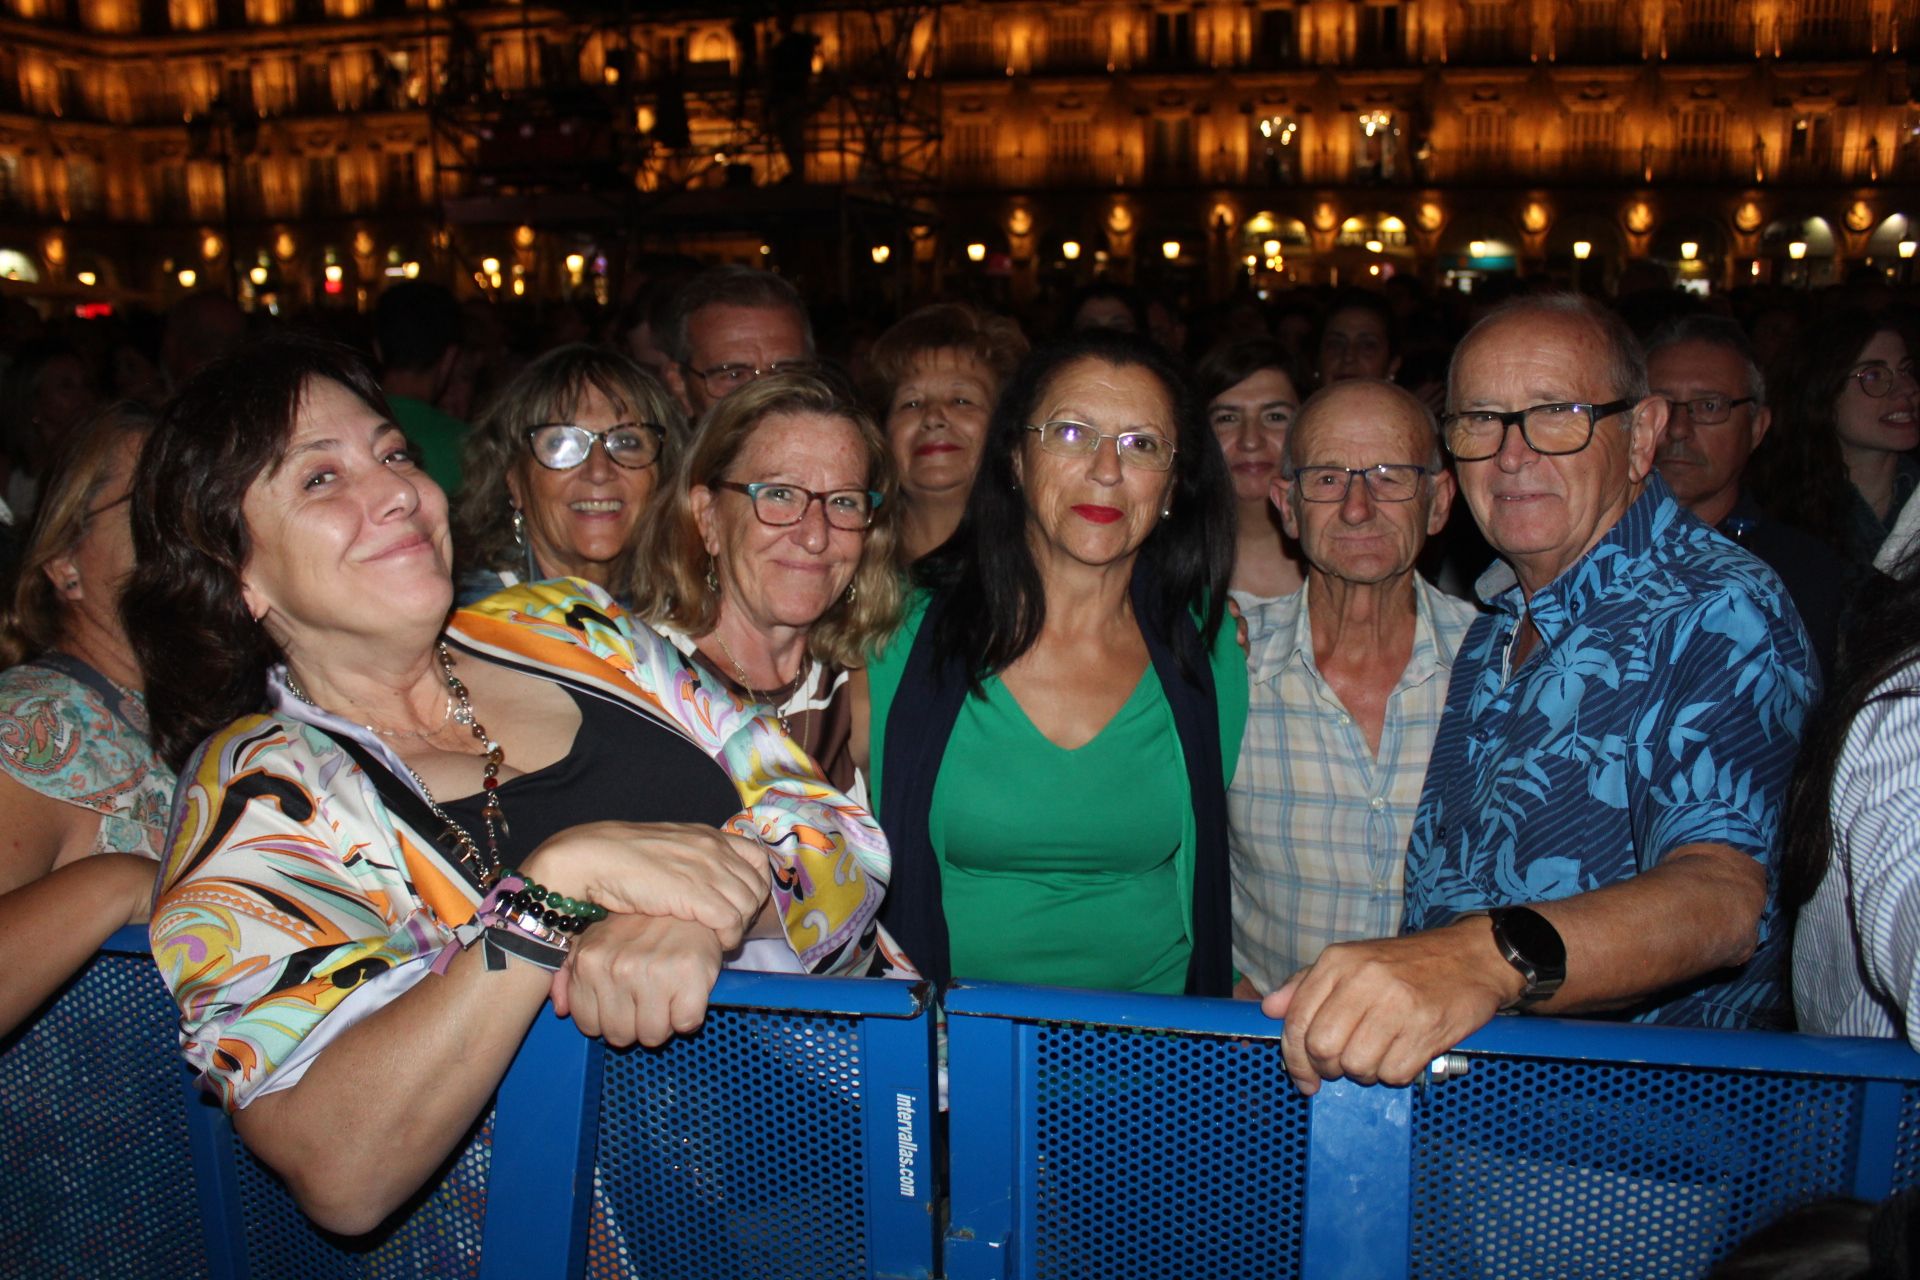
285, 641, 508, 888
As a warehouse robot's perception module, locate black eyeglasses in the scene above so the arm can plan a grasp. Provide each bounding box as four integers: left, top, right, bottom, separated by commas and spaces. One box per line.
524, 423, 665, 471
684, 361, 820, 397
1440, 400, 1635, 462
1292, 463, 1434, 503
711, 480, 883, 530
1663, 396, 1755, 425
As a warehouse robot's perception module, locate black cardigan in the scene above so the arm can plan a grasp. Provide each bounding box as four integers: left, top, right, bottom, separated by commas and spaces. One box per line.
873, 568, 1233, 995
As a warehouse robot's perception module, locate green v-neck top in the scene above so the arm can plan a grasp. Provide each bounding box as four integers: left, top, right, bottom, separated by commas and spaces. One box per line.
867, 592, 1247, 993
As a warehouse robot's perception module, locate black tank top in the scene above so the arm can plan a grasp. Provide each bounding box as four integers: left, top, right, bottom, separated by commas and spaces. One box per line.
436, 683, 742, 870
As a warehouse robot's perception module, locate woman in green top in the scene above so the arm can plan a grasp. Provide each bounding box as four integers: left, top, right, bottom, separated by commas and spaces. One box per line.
854, 328, 1248, 995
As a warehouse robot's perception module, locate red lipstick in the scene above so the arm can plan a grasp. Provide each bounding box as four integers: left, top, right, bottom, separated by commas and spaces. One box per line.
1072, 504, 1123, 524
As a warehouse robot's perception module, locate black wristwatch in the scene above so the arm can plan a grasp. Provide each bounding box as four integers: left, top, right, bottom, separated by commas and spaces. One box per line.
1486, 906, 1567, 1010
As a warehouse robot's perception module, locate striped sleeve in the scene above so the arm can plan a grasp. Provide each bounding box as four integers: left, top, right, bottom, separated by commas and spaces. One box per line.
1794, 673, 1920, 1045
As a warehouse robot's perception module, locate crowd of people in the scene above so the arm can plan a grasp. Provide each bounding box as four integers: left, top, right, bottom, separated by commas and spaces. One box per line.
2, 259, 1919, 1249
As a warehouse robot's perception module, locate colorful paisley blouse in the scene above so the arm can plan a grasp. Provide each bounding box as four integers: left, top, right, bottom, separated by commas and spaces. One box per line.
0, 661, 174, 862
150, 580, 895, 1111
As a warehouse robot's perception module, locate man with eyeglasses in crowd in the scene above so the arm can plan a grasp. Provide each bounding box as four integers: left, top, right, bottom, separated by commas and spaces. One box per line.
1646, 314, 1851, 678
1228, 379, 1478, 1000
1262, 295, 1817, 1096
662, 265, 818, 419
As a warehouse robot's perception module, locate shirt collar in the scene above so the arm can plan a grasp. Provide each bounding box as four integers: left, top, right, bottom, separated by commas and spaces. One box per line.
266, 664, 428, 802
1473, 472, 1681, 648
1249, 573, 1457, 689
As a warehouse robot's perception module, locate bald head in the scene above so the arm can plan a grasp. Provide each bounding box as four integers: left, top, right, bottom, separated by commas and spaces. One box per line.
1289, 378, 1440, 474
1277, 378, 1454, 590
1446, 294, 1648, 413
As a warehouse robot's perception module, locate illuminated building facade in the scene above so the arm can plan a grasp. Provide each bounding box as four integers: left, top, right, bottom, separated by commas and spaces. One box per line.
0, 0, 1914, 309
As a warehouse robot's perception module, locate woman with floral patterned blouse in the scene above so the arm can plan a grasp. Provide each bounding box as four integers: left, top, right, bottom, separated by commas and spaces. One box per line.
0, 403, 173, 1037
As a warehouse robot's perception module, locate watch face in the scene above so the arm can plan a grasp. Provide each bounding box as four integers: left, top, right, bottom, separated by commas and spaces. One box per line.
1494, 906, 1566, 980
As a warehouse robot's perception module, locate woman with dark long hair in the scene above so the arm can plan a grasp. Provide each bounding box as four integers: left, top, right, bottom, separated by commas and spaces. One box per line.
854, 328, 1245, 995
1193, 336, 1310, 608
1748, 309, 1919, 565
125, 336, 891, 1234
1787, 545, 1920, 1044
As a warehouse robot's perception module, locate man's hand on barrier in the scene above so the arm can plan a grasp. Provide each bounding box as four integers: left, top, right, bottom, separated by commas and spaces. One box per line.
1261, 918, 1524, 1096
552, 912, 726, 1048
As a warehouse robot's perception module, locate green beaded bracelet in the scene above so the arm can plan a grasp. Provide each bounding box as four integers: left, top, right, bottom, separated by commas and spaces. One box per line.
518, 876, 608, 926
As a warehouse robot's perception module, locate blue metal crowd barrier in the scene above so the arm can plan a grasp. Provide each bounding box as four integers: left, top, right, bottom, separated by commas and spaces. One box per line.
1, 928, 939, 1280
943, 980, 1920, 1280
9, 934, 1920, 1279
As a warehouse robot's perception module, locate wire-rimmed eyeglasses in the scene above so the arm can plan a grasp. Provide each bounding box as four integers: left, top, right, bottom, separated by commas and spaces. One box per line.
1023, 420, 1178, 471
1291, 463, 1435, 503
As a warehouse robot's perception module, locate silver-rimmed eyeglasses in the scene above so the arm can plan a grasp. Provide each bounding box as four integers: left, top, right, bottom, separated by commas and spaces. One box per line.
1292, 463, 1434, 503
525, 423, 665, 471
711, 480, 883, 531
1440, 400, 1634, 462
684, 360, 820, 397
1023, 420, 1178, 471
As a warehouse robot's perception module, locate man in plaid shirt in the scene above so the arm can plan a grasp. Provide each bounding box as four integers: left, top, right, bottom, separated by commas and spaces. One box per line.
1228, 378, 1478, 996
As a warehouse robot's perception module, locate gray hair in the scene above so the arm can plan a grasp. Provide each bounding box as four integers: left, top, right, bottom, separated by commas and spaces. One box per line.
663, 265, 815, 364
1643, 313, 1767, 407
1447, 293, 1649, 410
1287, 378, 1444, 473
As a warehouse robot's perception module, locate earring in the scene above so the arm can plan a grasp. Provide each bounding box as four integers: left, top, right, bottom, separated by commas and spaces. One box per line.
844, 581, 857, 606
64, 575, 80, 590
1160, 504, 1172, 519
705, 556, 721, 594
511, 507, 527, 550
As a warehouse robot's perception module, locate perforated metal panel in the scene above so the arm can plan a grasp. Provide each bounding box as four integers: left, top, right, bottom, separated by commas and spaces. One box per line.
1029, 1023, 1309, 1279
587, 1010, 870, 1279
0, 950, 208, 1280
1893, 1084, 1920, 1191
1409, 1056, 1859, 1280
234, 1110, 492, 1279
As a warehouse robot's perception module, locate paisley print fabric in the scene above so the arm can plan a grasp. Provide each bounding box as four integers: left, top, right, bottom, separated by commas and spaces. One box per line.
150, 579, 894, 1111
1404, 474, 1817, 1029
0, 661, 174, 862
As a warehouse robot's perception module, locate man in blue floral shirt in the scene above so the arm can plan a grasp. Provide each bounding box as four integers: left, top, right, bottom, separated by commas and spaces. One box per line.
1264, 295, 1817, 1095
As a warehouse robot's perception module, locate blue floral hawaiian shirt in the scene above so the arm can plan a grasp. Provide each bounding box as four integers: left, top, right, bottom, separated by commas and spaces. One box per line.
1403, 473, 1817, 1029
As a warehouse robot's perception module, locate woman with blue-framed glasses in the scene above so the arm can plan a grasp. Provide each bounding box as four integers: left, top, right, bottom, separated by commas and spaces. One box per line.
630, 373, 906, 807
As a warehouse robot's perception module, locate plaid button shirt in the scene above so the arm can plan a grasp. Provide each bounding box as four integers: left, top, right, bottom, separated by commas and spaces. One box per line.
1228, 574, 1479, 992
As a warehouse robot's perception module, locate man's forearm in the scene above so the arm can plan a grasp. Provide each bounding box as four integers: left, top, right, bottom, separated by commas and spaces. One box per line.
1525, 843, 1765, 1015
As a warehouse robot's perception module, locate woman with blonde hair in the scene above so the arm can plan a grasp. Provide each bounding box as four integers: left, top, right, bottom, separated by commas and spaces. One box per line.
631, 373, 903, 794
0, 402, 173, 1035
